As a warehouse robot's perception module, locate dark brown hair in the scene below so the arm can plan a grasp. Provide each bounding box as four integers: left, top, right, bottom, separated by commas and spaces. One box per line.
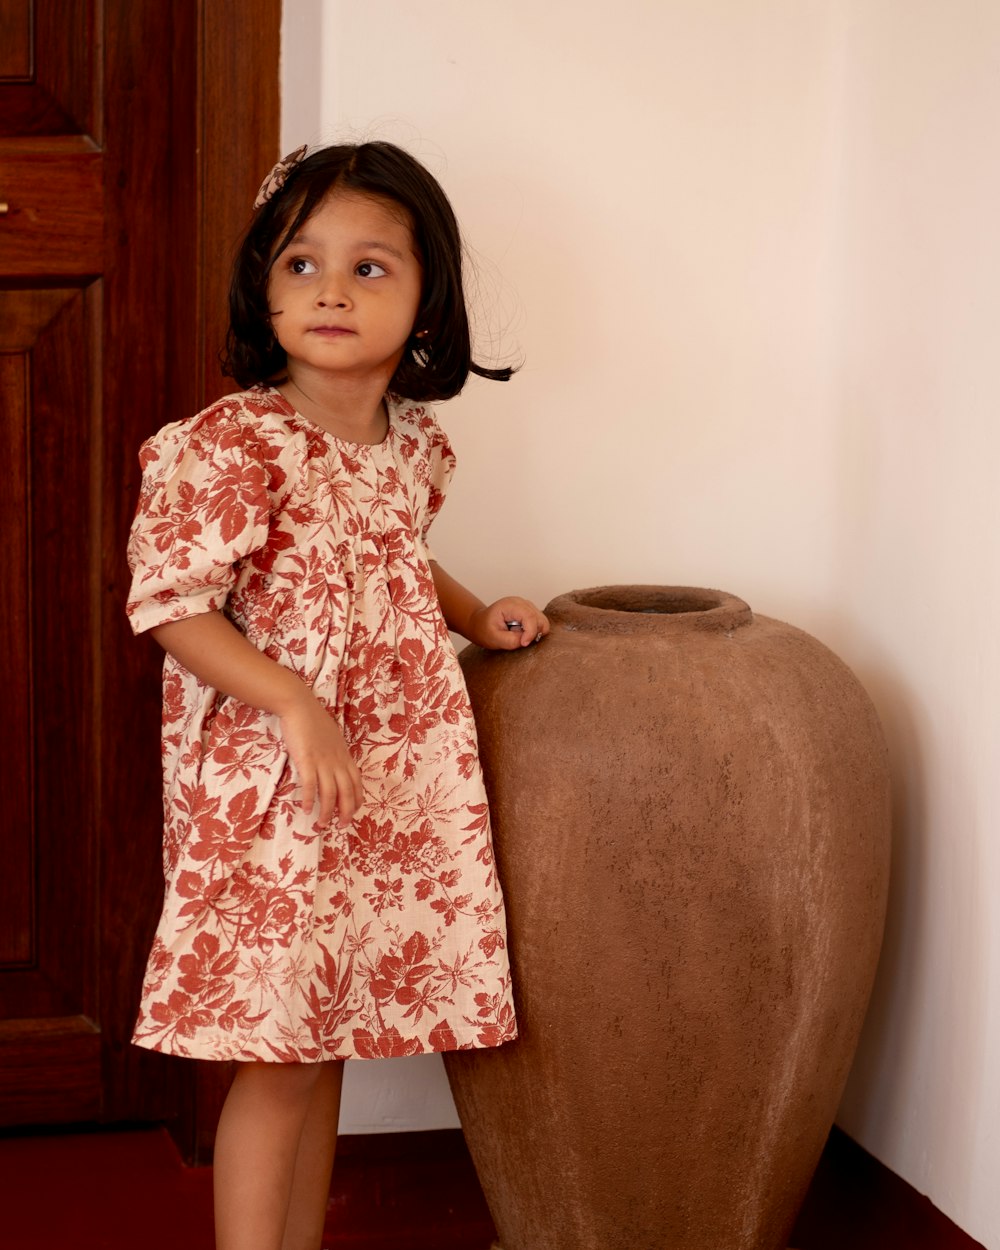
223, 142, 514, 401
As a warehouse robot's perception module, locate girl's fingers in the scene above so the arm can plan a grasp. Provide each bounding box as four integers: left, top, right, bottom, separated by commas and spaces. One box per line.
296, 758, 344, 828
520, 612, 548, 646
298, 770, 362, 830
299, 771, 317, 817
514, 609, 549, 646
498, 622, 524, 650
319, 760, 364, 828
493, 601, 549, 646
283, 704, 363, 827
318, 775, 338, 829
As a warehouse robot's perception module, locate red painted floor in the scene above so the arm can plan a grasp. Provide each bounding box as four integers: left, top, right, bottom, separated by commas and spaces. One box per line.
0, 1126, 496, 1250
0, 1122, 984, 1250
0, 1127, 215, 1250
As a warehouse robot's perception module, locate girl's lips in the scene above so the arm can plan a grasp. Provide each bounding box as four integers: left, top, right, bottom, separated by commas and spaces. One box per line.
311, 325, 355, 336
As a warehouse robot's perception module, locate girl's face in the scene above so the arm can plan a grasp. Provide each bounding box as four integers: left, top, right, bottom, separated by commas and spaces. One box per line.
266, 190, 423, 388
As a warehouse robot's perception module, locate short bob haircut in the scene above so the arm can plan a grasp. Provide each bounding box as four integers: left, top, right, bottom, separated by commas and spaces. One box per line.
223, 142, 514, 402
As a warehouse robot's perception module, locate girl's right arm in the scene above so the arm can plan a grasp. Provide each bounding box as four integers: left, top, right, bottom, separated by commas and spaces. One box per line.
150, 611, 363, 827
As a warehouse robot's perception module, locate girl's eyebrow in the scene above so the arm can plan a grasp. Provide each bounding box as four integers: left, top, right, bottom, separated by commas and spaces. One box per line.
287, 232, 407, 262
359, 239, 407, 261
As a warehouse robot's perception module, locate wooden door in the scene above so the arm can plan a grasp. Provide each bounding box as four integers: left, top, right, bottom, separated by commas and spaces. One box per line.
0, 0, 279, 1155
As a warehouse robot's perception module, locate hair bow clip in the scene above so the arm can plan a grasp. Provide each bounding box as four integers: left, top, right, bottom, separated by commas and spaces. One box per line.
253, 144, 308, 210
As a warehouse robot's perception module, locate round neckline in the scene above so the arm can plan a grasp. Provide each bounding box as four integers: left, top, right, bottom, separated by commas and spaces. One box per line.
260, 384, 395, 451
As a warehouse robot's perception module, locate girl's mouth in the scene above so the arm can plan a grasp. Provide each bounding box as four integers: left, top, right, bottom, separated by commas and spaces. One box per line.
311, 326, 355, 337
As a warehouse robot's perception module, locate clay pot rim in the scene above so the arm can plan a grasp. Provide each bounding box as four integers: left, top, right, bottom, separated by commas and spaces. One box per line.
545, 585, 754, 634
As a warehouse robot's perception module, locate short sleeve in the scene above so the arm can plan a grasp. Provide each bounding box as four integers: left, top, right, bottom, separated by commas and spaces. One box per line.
126, 408, 273, 635
417, 413, 457, 564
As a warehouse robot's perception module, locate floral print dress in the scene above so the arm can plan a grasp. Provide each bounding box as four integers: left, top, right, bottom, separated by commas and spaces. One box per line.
126, 385, 516, 1062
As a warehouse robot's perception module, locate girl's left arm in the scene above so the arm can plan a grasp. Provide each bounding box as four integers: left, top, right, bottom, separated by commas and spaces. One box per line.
430, 561, 549, 650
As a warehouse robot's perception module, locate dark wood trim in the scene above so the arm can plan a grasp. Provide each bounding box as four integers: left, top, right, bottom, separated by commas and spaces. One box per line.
198, 0, 281, 405
0, 1018, 100, 1125
99, 0, 201, 1134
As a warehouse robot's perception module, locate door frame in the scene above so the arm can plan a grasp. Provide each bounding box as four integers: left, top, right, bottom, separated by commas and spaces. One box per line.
98, 0, 280, 1162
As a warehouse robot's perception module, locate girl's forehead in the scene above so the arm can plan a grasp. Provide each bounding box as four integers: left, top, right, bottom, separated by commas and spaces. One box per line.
268, 187, 421, 267
305, 189, 414, 238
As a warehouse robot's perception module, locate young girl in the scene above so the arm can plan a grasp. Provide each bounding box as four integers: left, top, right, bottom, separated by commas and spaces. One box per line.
126, 141, 548, 1250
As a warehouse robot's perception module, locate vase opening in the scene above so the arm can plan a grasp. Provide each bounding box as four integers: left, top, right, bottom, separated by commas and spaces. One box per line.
544, 586, 754, 635
577, 588, 723, 616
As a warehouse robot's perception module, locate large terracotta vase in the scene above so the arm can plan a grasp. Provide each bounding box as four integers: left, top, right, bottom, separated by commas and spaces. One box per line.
444, 586, 891, 1250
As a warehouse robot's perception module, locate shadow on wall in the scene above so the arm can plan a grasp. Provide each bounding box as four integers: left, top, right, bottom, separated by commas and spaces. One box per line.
836, 651, 988, 1201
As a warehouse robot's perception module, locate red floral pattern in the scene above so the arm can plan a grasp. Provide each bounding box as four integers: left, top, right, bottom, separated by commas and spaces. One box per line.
126, 386, 515, 1061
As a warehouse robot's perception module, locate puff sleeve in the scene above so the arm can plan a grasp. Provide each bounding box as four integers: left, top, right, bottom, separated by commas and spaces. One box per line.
416, 410, 457, 563
126, 408, 274, 635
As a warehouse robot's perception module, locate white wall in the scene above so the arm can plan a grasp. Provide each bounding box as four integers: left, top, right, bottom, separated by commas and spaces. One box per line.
281, 2, 1000, 1241
824, 6, 1000, 1239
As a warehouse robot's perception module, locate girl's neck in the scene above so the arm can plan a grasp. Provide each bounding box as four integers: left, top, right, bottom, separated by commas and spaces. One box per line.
277, 367, 391, 445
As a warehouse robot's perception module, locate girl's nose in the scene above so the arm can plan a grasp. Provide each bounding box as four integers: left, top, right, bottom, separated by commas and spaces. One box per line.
316, 273, 351, 309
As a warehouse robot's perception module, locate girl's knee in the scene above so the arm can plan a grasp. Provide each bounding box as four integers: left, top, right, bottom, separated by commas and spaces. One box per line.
233, 1059, 329, 1098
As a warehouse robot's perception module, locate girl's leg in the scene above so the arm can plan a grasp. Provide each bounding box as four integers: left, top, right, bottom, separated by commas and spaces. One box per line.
281, 1060, 345, 1250
214, 1060, 332, 1250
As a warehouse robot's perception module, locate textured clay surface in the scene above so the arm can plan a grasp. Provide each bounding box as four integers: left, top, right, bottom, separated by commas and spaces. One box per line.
445, 586, 891, 1250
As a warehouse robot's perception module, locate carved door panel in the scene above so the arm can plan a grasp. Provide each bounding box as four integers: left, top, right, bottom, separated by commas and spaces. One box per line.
0, 0, 279, 1154
0, 0, 111, 1128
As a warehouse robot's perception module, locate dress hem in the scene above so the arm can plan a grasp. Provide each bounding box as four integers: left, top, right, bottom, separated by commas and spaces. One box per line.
130, 1025, 518, 1064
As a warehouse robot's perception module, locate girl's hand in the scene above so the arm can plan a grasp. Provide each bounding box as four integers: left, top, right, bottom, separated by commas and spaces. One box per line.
427, 563, 548, 651
468, 597, 551, 651
279, 692, 365, 827
150, 611, 363, 825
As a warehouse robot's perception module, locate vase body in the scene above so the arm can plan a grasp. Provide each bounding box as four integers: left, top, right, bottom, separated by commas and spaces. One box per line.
444, 586, 891, 1250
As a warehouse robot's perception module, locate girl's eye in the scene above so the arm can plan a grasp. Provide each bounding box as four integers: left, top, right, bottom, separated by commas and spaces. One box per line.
289, 257, 317, 275
356, 261, 387, 279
